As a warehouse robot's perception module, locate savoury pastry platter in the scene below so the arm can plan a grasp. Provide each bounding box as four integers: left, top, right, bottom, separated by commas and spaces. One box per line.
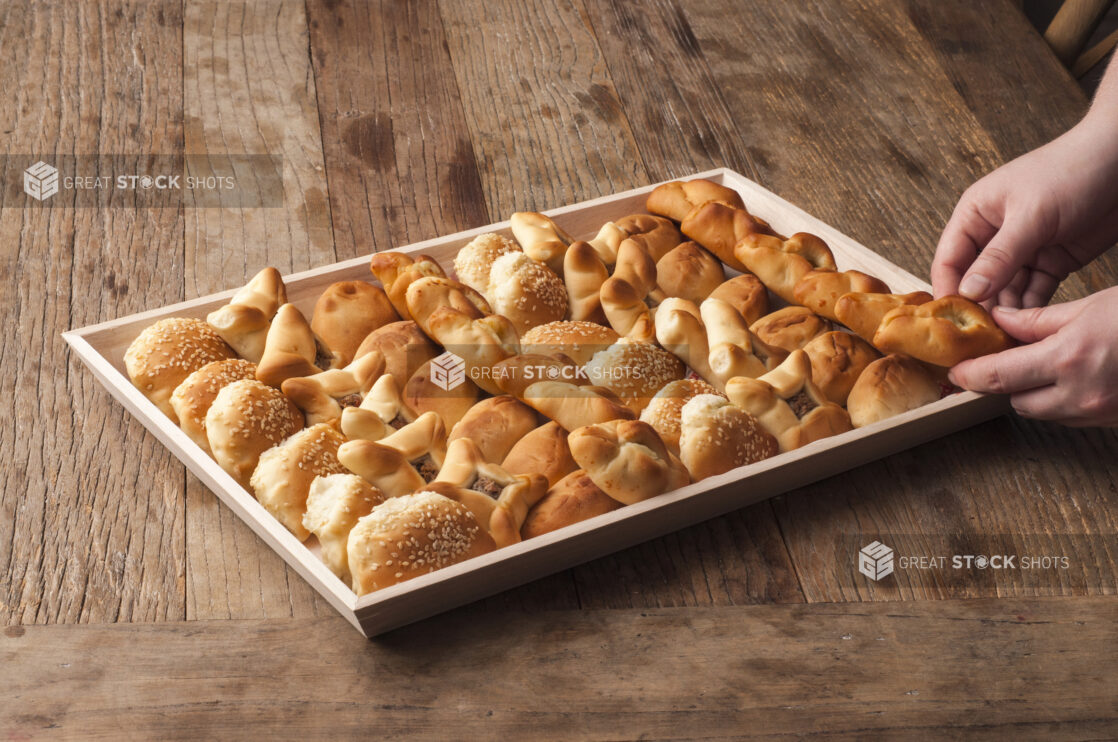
64, 168, 1009, 637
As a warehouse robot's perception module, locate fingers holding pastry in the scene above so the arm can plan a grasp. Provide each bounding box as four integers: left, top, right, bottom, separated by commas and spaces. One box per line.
872, 295, 1012, 367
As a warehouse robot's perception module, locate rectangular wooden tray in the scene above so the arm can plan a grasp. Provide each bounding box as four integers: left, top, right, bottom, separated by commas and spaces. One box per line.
64, 167, 1008, 637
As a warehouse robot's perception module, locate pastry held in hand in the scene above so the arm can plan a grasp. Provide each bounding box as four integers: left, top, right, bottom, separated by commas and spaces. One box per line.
847, 354, 942, 428
567, 419, 689, 505
369, 252, 445, 321
872, 296, 1011, 367
205, 379, 304, 488
281, 350, 386, 425
750, 306, 830, 353
255, 303, 328, 387
205, 267, 287, 363
302, 473, 386, 583
521, 469, 622, 539
800, 330, 880, 406
347, 491, 496, 595
484, 252, 568, 335
646, 178, 746, 222
793, 269, 890, 323
125, 317, 236, 420
170, 358, 257, 453
679, 394, 778, 481
501, 421, 578, 488
681, 201, 776, 272
311, 280, 398, 366
453, 232, 521, 294
251, 422, 348, 541
583, 338, 685, 413
734, 232, 837, 304
521, 381, 636, 432
833, 290, 933, 344
725, 350, 852, 452
639, 378, 722, 454
510, 211, 573, 275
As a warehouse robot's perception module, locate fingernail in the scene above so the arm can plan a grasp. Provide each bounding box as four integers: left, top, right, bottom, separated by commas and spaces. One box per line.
994, 305, 1018, 314
947, 369, 959, 386
959, 274, 990, 300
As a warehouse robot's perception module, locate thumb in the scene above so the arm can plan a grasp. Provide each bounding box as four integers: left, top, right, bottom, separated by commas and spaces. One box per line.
958, 216, 1041, 302
991, 298, 1088, 343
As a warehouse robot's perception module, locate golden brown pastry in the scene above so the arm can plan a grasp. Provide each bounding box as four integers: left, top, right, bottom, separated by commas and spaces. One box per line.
678, 394, 778, 481
521, 469, 623, 539
792, 269, 890, 323
404, 275, 491, 336
734, 232, 837, 304
340, 374, 412, 441
562, 241, 610, 323
311, 280, 398, 366
655, 241, 725, 304
170, 358, 257, 453
681, 201, 775, 271
583, 338, 685, 413
255, 303, 329, 387
520, 381, 636, 431
422, 307, 520, 397
403, 355, 481, 430
302, 473, 386, 583
708, 274, 769, 326
639, 378, 722, 454
847, 354, 943, 428
205, 267, 287, 363
586, 221, 629, 266
280, 351, 386, 425
833, 290, 933, 344
453, 232, 522, 293
250, 422, 348, 540
337, 411, 447, 497
347, 491, 496, 595
500, 421, 578, 488
447, 395, 540, 464
567, 419, 690, 505
613, 214, 685, 263
352, 320, 439, 383
125, 317, 237, 420
205, 379, 304, 487
520, 320, 620, 367
872, 296, 1012, 367
510, 211, 573, 275
491, 353, 587, 398
724, 350, 852, 452
646, 179, 746, 222
368, 252, 445, 321
485, 252, 568, 335
750, 306, 831, 353
599, 274, 655, 343
800, 331, 881, 406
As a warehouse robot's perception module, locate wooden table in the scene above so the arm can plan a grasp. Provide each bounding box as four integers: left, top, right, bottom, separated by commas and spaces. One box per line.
2, 0, 1116, 737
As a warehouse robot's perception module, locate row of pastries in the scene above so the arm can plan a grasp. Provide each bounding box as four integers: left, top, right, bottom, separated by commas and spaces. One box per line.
123, 178, 1011, 595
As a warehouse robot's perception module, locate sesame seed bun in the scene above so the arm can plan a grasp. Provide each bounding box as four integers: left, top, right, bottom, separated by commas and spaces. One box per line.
170, 358, 257, 453
520, 320, 620, 366
453, 232, 521, 294
639, 378, 721, 453
583, 338, 685, 413
205, 379, 304, 488
486, 252, 568, 335
678, 394, 778, 481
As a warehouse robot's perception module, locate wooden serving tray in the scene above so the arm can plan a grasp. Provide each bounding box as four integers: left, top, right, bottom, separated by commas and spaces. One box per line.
63, 168, 1008, 637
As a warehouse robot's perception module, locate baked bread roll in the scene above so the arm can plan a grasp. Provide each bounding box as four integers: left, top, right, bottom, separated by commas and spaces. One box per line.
734, 232, 837, 304
501, 421, 578, 487
302, 473, 386, 583
792, 269, 890, 323
521, 320, 620, 367
679, 394, 778, 481
256, 303, 330, 387
681, 201, 775, 271
586, 221, 629, 266
654, 297, 716, 383
646, 179, 746, 222
521, 381, 636, 431
750, 306, 831, 352
369, 252, 445, 321
353, 320, 439, 383
170, 358, 257, 453
708, 274, 769, 325
404, 276, 491, 336
655, 242, 725, 304
613, 214, 685, 263
340, 374, 412, 441
567, 419, 689, 505
563, 241, 610, 323
724, 350, 852, 452
485, 252, 568, 335
599, 274, 655, 343
453, 232, 522, 293
337, 411, 447, 497
125, 317, 237, 419
510, 212, 573, 275
521, 469, 622, 539
583, 338, 685, 413
281, 350, 386, 425
847, 354, 942, 428
205, 379, 304, 487
800, 330, 881, 406
423, 306, 520, 396
639, 378, 721, 453
250, 422, 348, 540
448, 395, 539, 464
403, 356, 481, 430
491, 353, 587, 398
833, 290, 932, 344
872, 296, 1011, 367
347, 491, 496, 595
205, 267, 287, 363
311, 280, 398, 366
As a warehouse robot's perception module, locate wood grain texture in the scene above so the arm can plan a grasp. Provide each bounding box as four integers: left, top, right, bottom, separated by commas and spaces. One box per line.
0, 0, 187, 624
305, 0, 490, 259
4, 598, 1117, 739
182, 0, 334, 620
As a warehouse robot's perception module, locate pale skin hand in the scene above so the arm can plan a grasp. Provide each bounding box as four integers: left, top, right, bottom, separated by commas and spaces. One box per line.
930, 57, 1118, 426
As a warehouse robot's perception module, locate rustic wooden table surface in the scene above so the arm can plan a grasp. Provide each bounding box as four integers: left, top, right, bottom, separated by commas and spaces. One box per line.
2, 0, 1117, 738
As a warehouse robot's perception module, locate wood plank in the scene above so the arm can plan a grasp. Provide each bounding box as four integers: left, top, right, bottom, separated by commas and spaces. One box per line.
3, 598, 1117, 738
181, 0, 336, 620
305, 0, 490, 259
0, 1, 187, 624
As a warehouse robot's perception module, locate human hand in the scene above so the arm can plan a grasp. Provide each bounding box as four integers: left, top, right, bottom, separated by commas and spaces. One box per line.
932, 120, 1118, 308
948, 286, 1118, 427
